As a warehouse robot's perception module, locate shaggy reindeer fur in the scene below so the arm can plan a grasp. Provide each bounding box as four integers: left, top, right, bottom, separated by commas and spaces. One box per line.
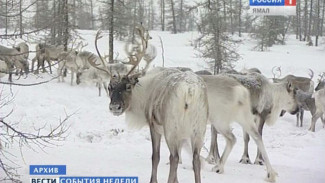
109, 67, 208, 183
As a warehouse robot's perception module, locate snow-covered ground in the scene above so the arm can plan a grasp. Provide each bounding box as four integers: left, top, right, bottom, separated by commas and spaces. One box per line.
1, 31, 325, 183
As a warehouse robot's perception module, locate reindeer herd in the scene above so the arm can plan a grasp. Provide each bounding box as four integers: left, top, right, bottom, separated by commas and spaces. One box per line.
1, 25, 325, 183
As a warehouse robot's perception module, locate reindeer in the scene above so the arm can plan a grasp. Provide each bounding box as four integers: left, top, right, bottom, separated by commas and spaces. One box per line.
0, 45, 29, 82
203, 72, 299, 173
32, 43, 64, 74
13, 42, 29, 60
91, 25, 209, 183
272, 67, 315, 127
307, 73, 325, 131
57, 50, 82, 85
309, 88, 325, 131
12, 42, 29, 75
200, 74, 280, 182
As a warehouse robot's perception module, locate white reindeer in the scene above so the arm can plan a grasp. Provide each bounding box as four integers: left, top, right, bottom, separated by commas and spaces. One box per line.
201, 74, 280, 182
309, 87, 325, 131
272, 67, 315, 127
13, 42, 29, 60
201, 72, 299, 182
32, 43, 64, 74
0, 45, 29, 82
57, 50, 83, 85
93, 25, 209, 183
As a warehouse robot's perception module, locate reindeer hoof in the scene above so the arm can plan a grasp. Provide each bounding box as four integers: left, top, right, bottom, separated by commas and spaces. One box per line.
206, 155, 217, 165
212, 164, 224, 174
265, 170, 278, 182
254, 159, 264, 165
239, 157, 252, 164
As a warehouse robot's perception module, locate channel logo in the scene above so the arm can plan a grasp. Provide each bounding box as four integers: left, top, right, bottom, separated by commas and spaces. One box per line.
29, 165, 138, 183
249, 0, 296, 15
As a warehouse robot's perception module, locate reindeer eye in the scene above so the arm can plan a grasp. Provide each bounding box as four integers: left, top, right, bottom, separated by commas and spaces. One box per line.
126, 84, 132, 91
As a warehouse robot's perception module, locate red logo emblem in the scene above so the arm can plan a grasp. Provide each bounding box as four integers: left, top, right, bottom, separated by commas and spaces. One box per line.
285, 0, 296, 6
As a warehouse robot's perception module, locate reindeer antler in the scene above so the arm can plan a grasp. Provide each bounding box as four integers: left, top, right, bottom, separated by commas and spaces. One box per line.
318, 72, 325, 82
272, 66, 277, 79
272, 66, 282, 79
125, 24, 152, 77
91, 30, 112, 77
308, 69, 314, 79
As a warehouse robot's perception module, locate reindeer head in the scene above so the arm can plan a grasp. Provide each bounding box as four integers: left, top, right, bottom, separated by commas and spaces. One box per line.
315, 72, 325, 91
91, 24, 154, 116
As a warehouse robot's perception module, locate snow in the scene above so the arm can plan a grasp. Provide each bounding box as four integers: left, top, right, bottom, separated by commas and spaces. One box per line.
1, 31, 325, 183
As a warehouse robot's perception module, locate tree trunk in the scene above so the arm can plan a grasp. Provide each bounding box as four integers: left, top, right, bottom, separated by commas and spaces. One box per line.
321, 0, 325, 36
296, 0, 300, 39
109, 0, 114, 63
19, 0, 23, 38
223, 0, 226, 25
308, 0, 313, 37
51, 0, 56, 45
239, 0, 242, 37
64, 0, 69, 51
5, 0, 8, 37
90, 0, 94, 29
179, 0, 184, 32
170, 0, 177, 34
230, 0, 233, 35
150, 0, 155, 30
303, 0, 308, 41
316, 0, 320, 46
161, 0, 165, 31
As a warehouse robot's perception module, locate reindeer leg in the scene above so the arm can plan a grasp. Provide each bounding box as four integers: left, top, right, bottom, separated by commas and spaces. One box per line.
309, 111, 322, 132
300, 110, 304, 127
207, 126, 220, 164
47, 59, 52, 74
239, 130, 252, 164
71, 71, 74, 86
212, 127, 236, 174
296, 110, 300, 127
31, 58, 35, 72
321, 115, 325, 127
191, 132, 204, 183
8, 73, 12, 82
166, 140, 179, 183
254, 118, 265, 165
244, 125, 277, 182
98, 82, 102, 97
41, 59, 45, 73
103, 82, 109, 97
149, 123, 161, 183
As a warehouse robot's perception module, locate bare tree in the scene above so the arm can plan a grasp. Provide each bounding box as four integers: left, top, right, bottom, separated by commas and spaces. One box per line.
170, 0, 177, 34
0, 89, 71, 182
316, 0, 321, 46
160, 0, 166, 31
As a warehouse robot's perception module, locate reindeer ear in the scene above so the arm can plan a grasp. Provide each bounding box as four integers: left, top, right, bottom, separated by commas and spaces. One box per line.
286, 81, 294, 92
129, 76, 139, 85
